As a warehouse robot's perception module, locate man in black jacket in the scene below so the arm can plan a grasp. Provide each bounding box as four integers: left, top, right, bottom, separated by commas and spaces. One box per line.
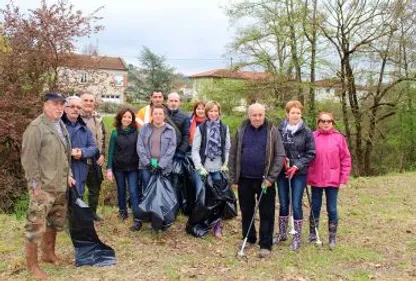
229, 103, 285, 258
166, 92, 189, 159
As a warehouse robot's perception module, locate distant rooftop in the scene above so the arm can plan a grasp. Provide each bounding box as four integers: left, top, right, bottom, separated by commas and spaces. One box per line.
60, 54, 128, 71
189, 68, 271, 80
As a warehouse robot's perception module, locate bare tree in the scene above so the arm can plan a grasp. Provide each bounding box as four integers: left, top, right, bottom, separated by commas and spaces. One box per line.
225, 0, 311, 105
320, 0, 416, 175
303, 0, 319, 128
320, 0, 396, 175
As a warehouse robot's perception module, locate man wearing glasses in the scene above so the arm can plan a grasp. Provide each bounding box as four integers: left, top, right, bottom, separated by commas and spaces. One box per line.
80, 92, 106, 221
62, 96, 97, 197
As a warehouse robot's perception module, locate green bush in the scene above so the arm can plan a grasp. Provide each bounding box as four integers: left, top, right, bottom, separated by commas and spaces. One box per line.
14, 192, 29, 220
221, 113, 245, 135
99, 102, 121, 114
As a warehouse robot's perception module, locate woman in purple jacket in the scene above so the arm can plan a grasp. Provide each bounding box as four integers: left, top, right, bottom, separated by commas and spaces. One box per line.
307, 112, 351, 249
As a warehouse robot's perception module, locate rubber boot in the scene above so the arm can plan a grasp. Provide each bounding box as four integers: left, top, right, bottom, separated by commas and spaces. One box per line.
41, 228, 60, 265
329, 223, 338, 250
213, 221, 222, 238
26, 241, 47, 280
274, 216, 289, 244
308, 217, 319, 242
290, 220, 303, 251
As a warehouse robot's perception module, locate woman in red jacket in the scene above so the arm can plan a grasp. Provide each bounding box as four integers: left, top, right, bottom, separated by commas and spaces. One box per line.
306, 112, 351, 249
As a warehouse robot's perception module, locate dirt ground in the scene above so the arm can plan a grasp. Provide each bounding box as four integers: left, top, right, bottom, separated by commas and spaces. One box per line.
0, 172, 415, 280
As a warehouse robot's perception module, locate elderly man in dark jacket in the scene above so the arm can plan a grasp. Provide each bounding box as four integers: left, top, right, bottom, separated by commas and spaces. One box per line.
229, 103, 285, 258
62, 96, 97, 196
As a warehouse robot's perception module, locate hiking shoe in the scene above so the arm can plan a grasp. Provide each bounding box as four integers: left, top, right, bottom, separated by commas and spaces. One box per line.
258, 248, 271, 258
119, 211, 128, 221
129, 221, 142, 232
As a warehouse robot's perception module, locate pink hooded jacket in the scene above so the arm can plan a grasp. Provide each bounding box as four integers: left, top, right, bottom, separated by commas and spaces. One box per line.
307, 129, 351, 188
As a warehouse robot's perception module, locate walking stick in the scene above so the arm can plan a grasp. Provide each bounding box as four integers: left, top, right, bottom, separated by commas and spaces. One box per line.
237, 183, 267, 257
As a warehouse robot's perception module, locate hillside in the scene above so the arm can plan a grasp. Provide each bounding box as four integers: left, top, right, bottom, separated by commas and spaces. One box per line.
0, 173, 415, 280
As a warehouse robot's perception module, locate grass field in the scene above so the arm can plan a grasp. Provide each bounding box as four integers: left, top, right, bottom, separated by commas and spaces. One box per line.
1, 172, 415, 280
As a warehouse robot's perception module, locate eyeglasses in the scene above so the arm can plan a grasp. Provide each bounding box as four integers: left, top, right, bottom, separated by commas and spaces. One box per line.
319, 120, 333, 124
66, 105, 82, 110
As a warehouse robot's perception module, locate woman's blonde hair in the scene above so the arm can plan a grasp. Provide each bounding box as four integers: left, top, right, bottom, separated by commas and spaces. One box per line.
205, 100, 221, 116
316, 112, 336, 126
285, 100, 304, 113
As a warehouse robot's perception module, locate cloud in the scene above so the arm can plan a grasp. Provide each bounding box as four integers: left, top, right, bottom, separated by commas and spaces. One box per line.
12, 0, 233, 75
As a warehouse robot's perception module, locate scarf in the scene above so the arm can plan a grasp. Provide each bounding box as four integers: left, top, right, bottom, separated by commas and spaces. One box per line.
285, 121, 302, 134
189, 115, 206, 144
205, 119, 222, 161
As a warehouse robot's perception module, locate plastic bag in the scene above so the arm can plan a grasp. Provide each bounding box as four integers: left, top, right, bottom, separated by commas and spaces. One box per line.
186, 172, 237, 237
68, 188, 116, 267
170, 156, 195, 215
137, 171, 178, 231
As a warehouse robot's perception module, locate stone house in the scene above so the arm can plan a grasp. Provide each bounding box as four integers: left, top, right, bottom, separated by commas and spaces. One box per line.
58, 54, 128, 104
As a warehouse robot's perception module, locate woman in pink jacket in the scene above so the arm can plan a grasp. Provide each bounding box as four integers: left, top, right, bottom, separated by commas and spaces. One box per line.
307, 112, 351, 249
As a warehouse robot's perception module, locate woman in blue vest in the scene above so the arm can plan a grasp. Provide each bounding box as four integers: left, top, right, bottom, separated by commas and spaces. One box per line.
106, 107, 140, 231
191, 100, 231, 238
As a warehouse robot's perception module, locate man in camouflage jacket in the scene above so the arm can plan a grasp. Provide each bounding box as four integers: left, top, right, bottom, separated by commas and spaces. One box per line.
21, 92, 76, 280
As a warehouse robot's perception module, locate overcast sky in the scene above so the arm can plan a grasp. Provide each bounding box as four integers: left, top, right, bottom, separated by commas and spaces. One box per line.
8, 0, 234, 75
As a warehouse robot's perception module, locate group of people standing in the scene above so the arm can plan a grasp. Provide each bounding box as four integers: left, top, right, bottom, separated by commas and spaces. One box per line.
21, 89, 351, 279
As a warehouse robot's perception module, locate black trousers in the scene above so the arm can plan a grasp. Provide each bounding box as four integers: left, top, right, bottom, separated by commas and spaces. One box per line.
238, 177, 276, 250
85, 166, 102, 214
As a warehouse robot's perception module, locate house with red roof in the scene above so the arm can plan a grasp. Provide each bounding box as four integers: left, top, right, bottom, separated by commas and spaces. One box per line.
188, 68, 271, 100
58, 54, 128, 103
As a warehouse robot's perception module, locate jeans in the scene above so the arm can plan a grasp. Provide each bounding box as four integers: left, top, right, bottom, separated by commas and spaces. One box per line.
140, 169, 152, 193
192, 171, 222, 202
193, 170, 221, 186
311, 186, 339, 224
114, 169, 140, 219
277, 173, 307, 220
238, 177, 276, 250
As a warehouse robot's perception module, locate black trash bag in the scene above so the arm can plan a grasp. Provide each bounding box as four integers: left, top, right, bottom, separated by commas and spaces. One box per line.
180, 156, 197, 215
170, 159, 184, 212
68, 188, 116, 267
212, 173, 238, 220
137, 171, 178, 231
186, 172, 237, 237
170, 156, 195, 215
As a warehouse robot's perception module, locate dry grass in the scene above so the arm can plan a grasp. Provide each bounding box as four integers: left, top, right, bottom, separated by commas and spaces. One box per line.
1, 172, 416, 281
